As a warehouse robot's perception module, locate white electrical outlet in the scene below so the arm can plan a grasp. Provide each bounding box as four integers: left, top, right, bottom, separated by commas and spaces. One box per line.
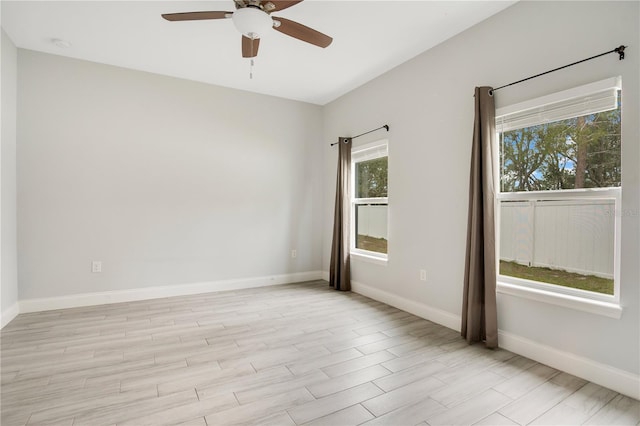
419, 269, 427, 281
291, 249, 297, 259
92, 261, 102, 273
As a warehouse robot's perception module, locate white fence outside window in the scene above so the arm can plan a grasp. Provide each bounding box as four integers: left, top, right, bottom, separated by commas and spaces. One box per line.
500, 198, 615, 279
356, 205, 388, 239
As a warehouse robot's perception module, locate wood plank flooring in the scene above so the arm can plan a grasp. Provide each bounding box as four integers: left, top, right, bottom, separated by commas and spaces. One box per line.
1, 281, 639, 425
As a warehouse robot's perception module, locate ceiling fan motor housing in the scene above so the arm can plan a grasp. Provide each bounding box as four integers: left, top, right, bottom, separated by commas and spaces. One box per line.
232, 6, 273, 39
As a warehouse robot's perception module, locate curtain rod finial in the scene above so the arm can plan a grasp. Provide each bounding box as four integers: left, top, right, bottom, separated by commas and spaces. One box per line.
616, 45, 626, 60
383, 124, 389, 132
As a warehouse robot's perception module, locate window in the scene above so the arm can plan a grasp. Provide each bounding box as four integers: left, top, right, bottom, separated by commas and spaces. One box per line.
351, 140, 388, 260
496, 77, 622, 307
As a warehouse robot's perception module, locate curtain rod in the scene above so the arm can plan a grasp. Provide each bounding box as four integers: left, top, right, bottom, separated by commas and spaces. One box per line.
330, 125, 389, 146
491, 45, 626, 94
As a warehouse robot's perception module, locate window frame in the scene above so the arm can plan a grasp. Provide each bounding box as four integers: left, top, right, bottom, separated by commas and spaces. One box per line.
350, 139, 389, 262
494, 77, 622, 318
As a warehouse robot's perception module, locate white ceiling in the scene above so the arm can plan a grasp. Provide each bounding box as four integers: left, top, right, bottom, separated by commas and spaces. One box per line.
1, 1, 515, 105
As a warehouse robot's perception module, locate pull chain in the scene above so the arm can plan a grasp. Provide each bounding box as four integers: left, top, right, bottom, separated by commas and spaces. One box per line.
249, 37, 255, 79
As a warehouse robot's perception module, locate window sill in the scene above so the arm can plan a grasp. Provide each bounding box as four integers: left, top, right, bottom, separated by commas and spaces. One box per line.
350, 252, 388, 266
497, 281, 622, 319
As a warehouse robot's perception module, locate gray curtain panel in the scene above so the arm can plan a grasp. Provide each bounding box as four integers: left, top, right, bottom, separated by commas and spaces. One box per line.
329, 137, 352, 291
462, 87, 498, 348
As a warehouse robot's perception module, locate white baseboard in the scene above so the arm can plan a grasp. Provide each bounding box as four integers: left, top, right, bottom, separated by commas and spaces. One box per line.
18, 271, 323, 314
499, 330, 640, 400
336, 274, 639, 400
1, 302, 19, 329
349, 279, 461, 332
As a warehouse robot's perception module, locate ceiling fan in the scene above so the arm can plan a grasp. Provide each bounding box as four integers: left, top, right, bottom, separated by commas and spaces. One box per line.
162, 0, 333, 58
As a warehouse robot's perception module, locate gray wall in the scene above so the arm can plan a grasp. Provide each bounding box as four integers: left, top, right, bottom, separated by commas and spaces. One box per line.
1, 29, 19, 318
323, 1, 639, 375
17, 50, 324, 299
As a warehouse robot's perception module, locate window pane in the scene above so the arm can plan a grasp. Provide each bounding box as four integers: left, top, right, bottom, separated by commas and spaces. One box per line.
499, 198, 615, 295
355, 204, 387, 254
356, 157, 388, 198
499, 98, 621, 193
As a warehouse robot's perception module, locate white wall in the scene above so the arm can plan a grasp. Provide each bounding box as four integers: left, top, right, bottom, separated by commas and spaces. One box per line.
323, 0, 639, 387
1, 29, 19, 326
17, 50, 324, 300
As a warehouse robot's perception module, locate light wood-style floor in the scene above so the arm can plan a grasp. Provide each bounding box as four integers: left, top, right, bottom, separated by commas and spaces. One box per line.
1, 281, 639, 426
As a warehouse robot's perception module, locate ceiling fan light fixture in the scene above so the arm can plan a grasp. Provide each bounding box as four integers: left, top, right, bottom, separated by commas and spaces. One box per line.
232, 7, 272, 39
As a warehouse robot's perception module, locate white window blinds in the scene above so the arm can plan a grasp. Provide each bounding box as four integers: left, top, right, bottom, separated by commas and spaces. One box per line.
496, 76, 621, 132
352, 141, 388, 163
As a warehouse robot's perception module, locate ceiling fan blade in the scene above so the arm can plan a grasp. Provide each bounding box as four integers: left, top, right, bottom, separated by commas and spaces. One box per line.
272, 17, 332, 48
264, 1, 304, 12
242, 36, 260, 58
162, 11, 232, 21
